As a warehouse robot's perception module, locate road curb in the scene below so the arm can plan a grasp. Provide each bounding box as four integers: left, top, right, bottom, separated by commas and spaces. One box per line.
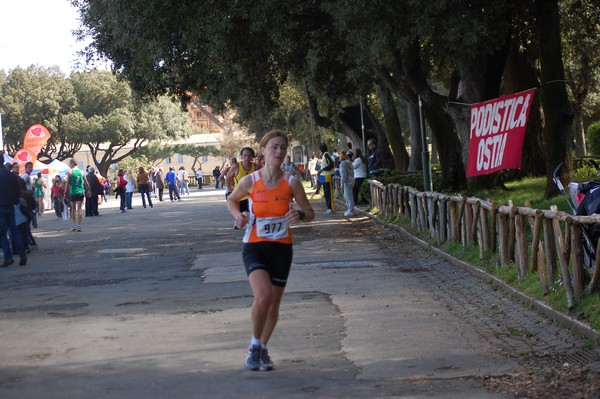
362, 210, 600, 344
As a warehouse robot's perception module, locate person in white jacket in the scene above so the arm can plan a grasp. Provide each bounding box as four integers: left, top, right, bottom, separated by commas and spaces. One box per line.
352, 148, 368, 205
339, 150, 355, 217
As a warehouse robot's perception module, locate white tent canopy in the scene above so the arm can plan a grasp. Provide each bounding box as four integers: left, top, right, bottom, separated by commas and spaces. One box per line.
48, 159, 70, 175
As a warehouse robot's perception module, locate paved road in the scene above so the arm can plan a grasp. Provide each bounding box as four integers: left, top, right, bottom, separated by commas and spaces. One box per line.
0, 188, 598, 398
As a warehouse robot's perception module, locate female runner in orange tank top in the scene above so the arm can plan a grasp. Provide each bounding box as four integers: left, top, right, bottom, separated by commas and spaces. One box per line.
227, 130, 315, 371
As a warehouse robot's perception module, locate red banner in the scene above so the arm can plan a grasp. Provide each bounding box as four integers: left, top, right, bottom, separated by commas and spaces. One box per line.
466, 89, 536, 177
23, 124, 51, 156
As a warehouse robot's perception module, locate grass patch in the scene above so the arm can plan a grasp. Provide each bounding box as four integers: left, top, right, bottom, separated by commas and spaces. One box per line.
374, 172, 600, 331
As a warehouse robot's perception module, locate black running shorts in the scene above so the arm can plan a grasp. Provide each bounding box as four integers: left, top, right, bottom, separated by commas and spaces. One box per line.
242, 242, 293, 287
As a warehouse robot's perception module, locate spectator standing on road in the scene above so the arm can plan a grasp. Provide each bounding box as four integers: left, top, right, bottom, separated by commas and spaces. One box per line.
165, 167, 181, 202
21, 161, 33, 191
353, 148, 368, 205
115, 169, 128, 213
346, 142, 354, 161
51, 176, 65, 220
17, 178, 36, 253
155, 168, 165, 201
227, 130, 315, 372
367, 138, 382, 175
148, 167, 156, 198
316, 143, 335, 214
227, 148, 256, 214
213, 166, 221, 189
65, 159, 91, 232
0, 151, 27, 267
308, 154, 318, 188
33, 172, 46, 215
125, 169, 135, 209
281, 155, 295, 176
339, 150, 355, 217
137, 167, 154, 208
178, 166, 190, 196
196, 167, 203, 189
86, 166, 104, 216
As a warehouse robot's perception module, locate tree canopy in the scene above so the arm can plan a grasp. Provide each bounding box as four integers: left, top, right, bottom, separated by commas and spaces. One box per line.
0, 67, 192, 177
73, 0, 600, 193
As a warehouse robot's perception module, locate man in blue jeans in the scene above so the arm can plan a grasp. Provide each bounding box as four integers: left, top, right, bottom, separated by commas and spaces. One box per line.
165, 166, 181, 202
0, 151, 27, 267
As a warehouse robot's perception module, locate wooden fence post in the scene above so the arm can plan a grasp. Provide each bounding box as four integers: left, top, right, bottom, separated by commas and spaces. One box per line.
552, 217, 575, 309
515, 213, 529, 278
439, 197, 448, 244
449, 200, 460, 243
418, 193, 427, 232
470, 201, 481, 245
498, 212, 509, 266
459, 196, 467, 245
571, 223, 584, 301
410, 192, 418, 228
508, 205, 517, 262
588, 239, 600, 295
427, 194, 436, 238
543, 218, 557, 286
480, 205, 490, 252
491, 202, 498, 253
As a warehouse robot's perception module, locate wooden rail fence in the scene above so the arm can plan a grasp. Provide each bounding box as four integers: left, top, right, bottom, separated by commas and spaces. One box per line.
367, 179, 600, 309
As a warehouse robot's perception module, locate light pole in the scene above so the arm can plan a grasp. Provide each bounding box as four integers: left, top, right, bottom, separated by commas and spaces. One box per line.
418, 95, 432, 191
359, 94, 366, 156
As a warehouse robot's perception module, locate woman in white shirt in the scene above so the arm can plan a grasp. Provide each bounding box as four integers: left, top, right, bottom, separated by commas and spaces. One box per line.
125, 169, 136, 209
352, 148, 367, 205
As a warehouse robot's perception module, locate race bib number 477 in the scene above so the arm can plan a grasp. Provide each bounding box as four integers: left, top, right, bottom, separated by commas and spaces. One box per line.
256, 217, 289, 240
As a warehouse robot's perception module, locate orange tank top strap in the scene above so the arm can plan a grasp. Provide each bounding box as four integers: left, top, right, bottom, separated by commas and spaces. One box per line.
243, 171, 294, 245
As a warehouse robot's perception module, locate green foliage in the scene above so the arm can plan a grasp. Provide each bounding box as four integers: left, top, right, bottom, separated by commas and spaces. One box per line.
117, 155, 151, 178
0, 67, 191, 175
0, 66, 80, 160
572, 161, 600, 181
359, 179, 370, 203
370, 169, 444, 192
587, 121, 600, 155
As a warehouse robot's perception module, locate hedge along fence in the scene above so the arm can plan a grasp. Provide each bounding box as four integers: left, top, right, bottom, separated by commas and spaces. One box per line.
367, 179, 600, 310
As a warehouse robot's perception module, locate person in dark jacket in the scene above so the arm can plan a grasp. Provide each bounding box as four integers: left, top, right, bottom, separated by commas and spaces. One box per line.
0, 151, 27, 267
367, 138, 383, 175
17, 178, 36, 253
86, 166, 103, 216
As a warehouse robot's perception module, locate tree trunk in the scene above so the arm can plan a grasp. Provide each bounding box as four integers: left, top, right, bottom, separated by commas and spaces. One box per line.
407, 101, 422, 172
572, 101, 587, 157
364, 105, 395, 170
401, 41, 466, 190
536, 0, 574, 198
375, 83, 409, 171
503, 38, 546, 177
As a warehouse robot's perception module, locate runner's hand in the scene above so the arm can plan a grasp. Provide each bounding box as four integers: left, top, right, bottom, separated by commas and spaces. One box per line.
236, 211, 250, 229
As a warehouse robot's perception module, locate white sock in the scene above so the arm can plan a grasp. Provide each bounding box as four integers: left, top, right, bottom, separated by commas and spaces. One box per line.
250, 337, 261, 347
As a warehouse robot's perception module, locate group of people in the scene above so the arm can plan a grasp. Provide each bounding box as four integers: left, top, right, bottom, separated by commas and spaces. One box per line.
114, 165, 194, 213
307, 140, 372, 217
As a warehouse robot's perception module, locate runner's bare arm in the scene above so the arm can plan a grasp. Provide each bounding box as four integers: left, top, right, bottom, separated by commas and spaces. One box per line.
226, 163, 238, 190
227, 174, 253, 227
287, 177, 315, 223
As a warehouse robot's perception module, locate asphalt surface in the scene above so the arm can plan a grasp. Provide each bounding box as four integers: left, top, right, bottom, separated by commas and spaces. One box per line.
0, 187, 598, 398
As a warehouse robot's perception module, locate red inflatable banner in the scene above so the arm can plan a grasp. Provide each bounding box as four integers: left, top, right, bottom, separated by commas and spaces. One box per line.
23, 124, 51, 156
466, 88, 536, 177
